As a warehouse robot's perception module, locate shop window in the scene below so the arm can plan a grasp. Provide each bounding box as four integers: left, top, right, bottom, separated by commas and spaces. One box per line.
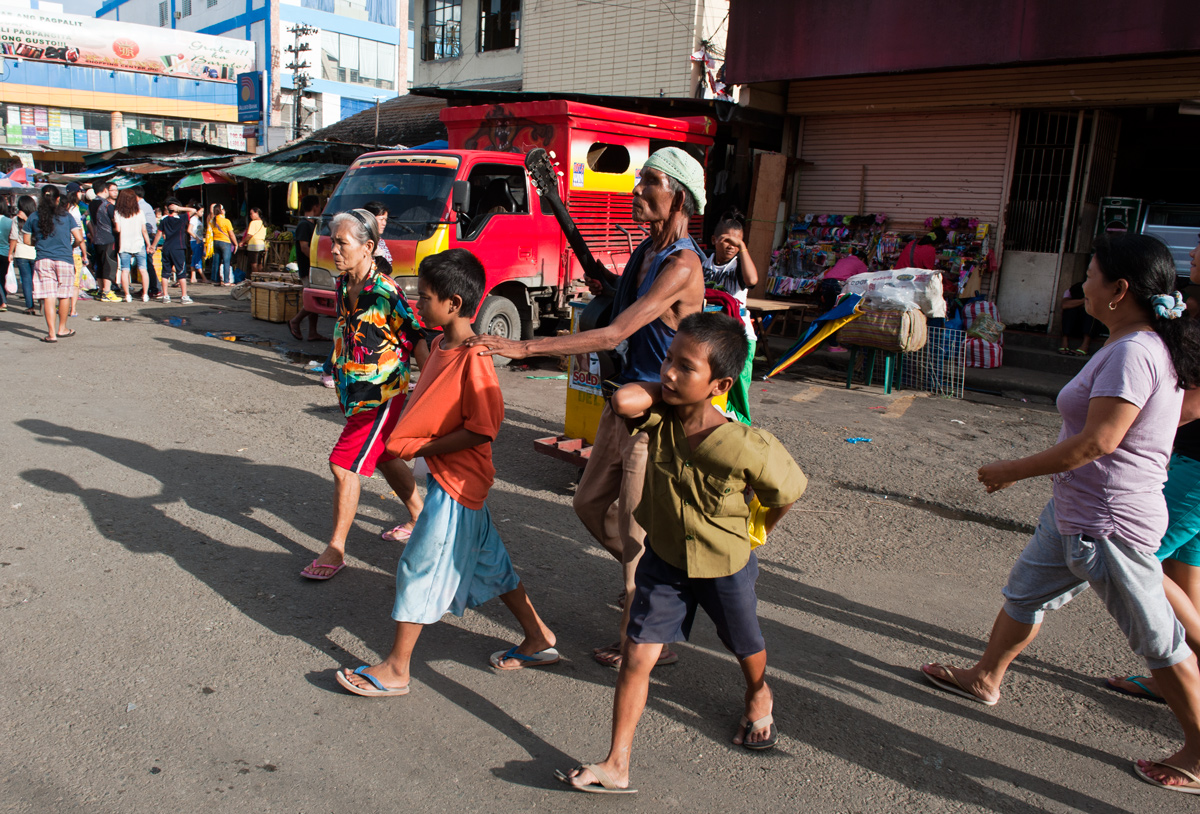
423, 0, 461, 61
1005, 110, 1118, 255
479, 0, 519, 52
586, 142, 630, 174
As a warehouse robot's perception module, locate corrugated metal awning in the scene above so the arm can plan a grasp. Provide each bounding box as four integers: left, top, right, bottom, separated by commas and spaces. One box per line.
223, 162, 348, 183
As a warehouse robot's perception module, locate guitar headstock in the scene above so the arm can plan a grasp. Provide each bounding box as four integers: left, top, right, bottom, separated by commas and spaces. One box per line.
525, 147, 561, 200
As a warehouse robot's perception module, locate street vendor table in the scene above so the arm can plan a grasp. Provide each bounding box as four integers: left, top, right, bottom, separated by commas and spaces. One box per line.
746, 298, 815, 368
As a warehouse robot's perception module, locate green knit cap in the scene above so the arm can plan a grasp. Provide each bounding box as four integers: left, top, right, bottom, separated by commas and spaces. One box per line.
642, 147, 706, 215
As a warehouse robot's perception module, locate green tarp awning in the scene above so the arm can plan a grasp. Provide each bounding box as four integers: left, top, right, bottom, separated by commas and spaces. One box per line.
223, 162, 348, 183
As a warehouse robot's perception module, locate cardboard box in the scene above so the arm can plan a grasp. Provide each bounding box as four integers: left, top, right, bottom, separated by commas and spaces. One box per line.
251, 282, 303, 323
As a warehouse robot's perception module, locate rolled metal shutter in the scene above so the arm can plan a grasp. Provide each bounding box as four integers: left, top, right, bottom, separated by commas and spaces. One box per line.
794, 110, 1015, 231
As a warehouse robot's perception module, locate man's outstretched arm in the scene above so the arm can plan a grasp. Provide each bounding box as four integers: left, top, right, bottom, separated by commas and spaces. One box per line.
464, 252, 701, 359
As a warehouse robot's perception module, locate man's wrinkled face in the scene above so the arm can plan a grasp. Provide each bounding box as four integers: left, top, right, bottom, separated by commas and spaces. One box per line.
632, 167, 677, 223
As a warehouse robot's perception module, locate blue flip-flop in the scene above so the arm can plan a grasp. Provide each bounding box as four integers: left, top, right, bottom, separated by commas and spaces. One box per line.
489, 645, 561, 671
335, 665, 410, 697
1106, 675, 1166, 704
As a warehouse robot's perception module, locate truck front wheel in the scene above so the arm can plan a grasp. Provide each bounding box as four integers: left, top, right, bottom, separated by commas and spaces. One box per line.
473, 295, 522, 365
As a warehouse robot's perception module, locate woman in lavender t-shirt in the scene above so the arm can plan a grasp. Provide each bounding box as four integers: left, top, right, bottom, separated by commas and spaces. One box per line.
919, 234, 1200, 794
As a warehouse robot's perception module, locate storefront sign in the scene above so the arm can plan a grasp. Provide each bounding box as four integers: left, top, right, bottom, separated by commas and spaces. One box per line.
0, 8, 255, 83
237, 71, 262, 121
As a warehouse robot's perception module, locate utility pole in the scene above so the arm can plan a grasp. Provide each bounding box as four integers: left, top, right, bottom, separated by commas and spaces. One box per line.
285, 24, 317, 141
373, 95, 385, 149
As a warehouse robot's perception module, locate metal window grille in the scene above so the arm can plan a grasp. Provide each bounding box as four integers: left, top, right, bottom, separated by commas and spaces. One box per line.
900, 327, 966, 398
159, 1, 168, 26
182, 0, 191, 16
422, 0, 462, 61
207, 0, 217, 8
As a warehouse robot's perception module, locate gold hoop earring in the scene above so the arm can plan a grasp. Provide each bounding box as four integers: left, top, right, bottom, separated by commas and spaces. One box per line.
1108, 302, 1117, 311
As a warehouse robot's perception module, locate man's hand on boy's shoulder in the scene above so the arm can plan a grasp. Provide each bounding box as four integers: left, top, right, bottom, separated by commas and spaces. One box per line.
465, 334, 529, 359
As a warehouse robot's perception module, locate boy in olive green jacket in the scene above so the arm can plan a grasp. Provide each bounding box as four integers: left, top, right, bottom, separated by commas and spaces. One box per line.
556, 312, 807, 795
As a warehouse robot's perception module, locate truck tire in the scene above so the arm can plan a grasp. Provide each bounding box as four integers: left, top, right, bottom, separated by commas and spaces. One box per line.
473, 294, 522, 365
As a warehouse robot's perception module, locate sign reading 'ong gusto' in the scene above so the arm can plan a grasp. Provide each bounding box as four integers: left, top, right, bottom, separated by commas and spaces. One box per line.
0, 8, 255, 82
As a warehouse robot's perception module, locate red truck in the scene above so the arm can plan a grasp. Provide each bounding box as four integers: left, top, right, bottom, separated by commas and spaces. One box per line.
302, 100, 714, 338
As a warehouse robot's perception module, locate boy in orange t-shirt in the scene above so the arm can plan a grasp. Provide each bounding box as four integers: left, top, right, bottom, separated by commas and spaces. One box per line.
336, 249, 559, 697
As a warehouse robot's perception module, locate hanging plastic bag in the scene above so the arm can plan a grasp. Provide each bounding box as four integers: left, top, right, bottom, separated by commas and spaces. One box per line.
4, 264, 15, 295
78, 264, 97, 292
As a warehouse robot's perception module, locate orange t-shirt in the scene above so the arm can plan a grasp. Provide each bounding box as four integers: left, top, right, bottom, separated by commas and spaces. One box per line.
385, 337, 503, 510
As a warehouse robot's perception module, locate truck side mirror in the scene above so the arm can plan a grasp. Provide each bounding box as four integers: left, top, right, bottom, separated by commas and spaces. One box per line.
452, 180, 470, 213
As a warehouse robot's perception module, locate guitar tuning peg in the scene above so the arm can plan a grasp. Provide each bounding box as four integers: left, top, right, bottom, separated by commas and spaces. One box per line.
548, 151, 556, 159
556, 171, 564, 177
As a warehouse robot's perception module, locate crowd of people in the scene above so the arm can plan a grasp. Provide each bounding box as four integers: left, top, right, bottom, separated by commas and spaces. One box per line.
8, 149, 1200, 798
299, 145, 1200, 797
1, 179, 275, 341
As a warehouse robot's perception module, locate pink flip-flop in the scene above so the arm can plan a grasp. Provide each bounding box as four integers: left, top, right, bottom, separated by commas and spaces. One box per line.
381, 524, 413, 542
300, 560, 345, 580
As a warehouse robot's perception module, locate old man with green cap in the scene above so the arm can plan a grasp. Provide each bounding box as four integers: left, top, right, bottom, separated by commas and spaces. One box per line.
468, 146, 708, 668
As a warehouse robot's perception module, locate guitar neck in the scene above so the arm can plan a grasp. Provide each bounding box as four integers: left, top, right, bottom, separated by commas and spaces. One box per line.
544, 190, 608, 282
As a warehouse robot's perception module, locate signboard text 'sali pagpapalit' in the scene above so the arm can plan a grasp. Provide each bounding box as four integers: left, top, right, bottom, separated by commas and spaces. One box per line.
0, 8, 254, 83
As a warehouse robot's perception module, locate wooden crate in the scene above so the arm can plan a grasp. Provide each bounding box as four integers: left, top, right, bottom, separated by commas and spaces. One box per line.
251, 270, 300, 284
251, 282, 303, 323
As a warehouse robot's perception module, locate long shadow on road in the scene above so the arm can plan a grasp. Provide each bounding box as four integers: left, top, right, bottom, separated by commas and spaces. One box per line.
15, 418, 1137, 807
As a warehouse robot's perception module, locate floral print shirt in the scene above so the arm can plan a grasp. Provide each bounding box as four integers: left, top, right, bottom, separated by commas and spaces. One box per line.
331, 269, 423, 417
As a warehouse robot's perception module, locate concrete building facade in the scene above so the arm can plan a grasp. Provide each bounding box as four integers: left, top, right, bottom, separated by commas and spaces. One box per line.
0, 0, 249, 169
413, 0, 729, 98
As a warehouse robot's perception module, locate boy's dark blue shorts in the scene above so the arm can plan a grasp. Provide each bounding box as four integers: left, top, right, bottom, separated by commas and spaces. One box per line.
626, 545, 765, 660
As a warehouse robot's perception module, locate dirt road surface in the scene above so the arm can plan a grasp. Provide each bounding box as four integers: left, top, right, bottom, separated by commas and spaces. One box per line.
0, 293, 1187, 812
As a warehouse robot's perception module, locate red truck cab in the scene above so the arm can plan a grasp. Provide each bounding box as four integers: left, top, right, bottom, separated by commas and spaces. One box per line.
304, 100, 714, 338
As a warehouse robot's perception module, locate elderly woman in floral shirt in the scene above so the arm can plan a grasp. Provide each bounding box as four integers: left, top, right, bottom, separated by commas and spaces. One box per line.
302, 209, 429, 580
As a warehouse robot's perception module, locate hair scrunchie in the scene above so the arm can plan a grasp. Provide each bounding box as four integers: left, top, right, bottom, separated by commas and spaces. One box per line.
1152, 291, 1185, 320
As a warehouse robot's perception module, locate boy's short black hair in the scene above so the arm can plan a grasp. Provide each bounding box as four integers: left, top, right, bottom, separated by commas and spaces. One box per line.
676, 312, 748, 381
418, 248, 486, 315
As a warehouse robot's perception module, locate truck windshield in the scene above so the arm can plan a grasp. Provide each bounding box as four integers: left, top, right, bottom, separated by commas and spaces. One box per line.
323, 164, 456, 242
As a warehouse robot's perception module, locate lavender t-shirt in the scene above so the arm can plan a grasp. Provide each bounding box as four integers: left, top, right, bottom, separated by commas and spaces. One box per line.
1052, 331, 1182, 552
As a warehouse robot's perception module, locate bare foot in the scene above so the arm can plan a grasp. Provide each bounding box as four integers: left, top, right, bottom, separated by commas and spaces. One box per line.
733, 684, 774, 746
563, 761, 631, 792
1137, 751, 1200, 790
492, 631, 558, 669
592, 643, 678, 669
1107, 674, 1165, 702
340, 662, 408, 693
310, 546, 344, 570
920, 662, 1000, 705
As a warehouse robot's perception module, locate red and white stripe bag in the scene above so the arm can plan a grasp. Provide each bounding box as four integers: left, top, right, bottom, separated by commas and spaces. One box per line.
962, 300, 1004, 368
965, 337, 1003, 368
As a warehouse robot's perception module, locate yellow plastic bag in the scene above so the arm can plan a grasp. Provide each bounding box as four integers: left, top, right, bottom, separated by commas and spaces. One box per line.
748, 497, 768, 549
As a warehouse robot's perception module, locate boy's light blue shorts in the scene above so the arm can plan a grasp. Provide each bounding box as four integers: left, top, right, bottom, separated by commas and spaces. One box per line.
392, 475, 521, 625
1001, 500, 1189, 670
